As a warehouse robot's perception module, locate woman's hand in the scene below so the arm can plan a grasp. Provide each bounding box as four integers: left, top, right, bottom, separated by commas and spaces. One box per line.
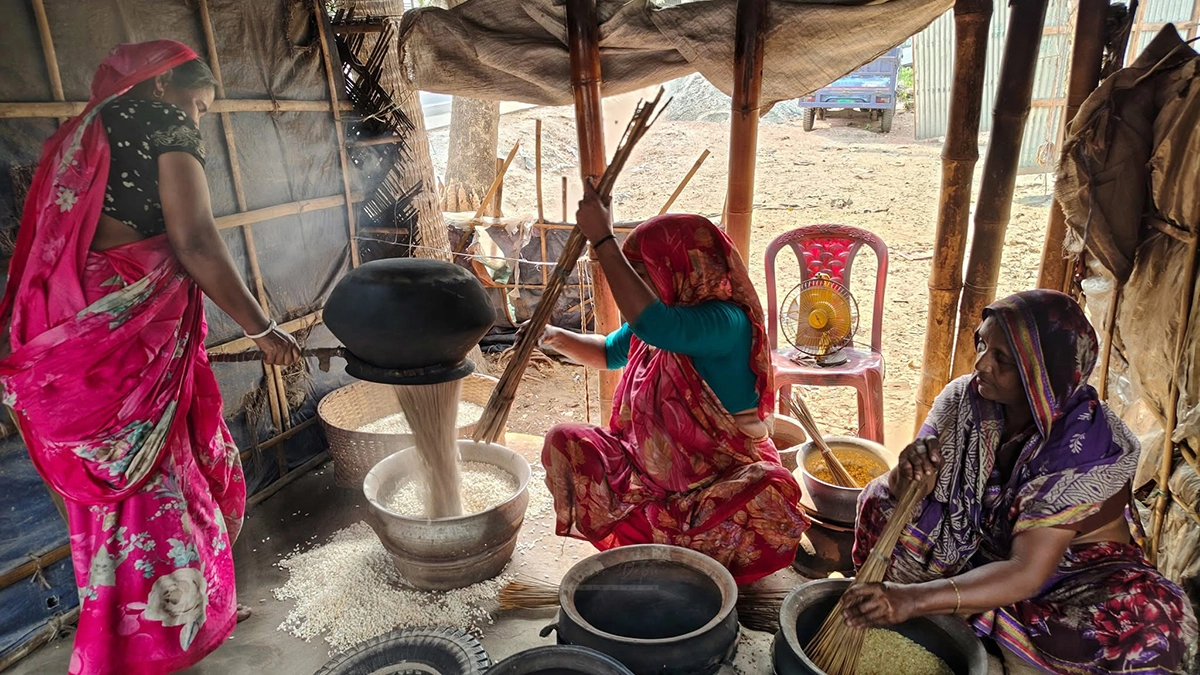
515, 322, 568, 352
842, 582, 921, 628
890, 435, 942, 498
576, 180, 614, 246
253, 327, 301, 366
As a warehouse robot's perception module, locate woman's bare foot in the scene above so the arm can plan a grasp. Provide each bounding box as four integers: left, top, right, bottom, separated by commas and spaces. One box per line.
236, 604, 253, 623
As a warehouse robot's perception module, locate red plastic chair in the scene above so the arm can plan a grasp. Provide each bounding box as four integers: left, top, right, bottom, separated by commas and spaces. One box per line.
765, 224, 888, 443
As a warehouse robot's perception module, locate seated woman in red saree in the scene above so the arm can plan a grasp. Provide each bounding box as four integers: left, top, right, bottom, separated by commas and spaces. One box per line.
537, 184, 809, 585
843, 290, 1197, 675
0, 41, 299, 675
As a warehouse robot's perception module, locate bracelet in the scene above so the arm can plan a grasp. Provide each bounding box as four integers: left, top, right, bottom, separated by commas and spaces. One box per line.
244, 320, 277, 340
947, 578, 962, 614
591, 234, 616, 250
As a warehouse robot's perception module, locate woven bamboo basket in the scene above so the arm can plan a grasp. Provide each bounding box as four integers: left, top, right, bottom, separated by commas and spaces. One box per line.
318, 373, 502, 488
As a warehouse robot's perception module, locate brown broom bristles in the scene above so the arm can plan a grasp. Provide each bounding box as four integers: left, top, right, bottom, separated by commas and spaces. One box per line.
472, 89, 671, 445
804, 479, 926, 675
788, 392, 859, 488
498, 575, 790, 633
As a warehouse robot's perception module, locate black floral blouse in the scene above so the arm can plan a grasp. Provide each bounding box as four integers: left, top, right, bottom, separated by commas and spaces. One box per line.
100, 97, 206, 237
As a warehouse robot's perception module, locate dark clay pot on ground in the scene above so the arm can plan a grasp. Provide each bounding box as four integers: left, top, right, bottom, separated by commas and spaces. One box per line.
772, 577, 989, 675
324, 258, 495, 385
487, 645, 635, 675
541, 544, 740, 675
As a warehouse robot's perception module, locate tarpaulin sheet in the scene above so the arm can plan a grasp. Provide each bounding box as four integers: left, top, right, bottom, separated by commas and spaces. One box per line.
398, 0, 951, 107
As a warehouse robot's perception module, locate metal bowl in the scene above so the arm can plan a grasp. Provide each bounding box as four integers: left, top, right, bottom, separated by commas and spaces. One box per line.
773, 578, 988, 675
795, 436, 893, 524
363, 440, 530, 591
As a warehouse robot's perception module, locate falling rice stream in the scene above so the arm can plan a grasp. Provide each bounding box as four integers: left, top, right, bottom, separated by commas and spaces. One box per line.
392, 381, 464, 518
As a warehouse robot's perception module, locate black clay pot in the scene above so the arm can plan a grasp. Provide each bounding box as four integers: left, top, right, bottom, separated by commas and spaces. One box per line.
541, 545, 740, 675
324, 258, 495, 385
772, 578, 988, 675
487, 645, 634, 675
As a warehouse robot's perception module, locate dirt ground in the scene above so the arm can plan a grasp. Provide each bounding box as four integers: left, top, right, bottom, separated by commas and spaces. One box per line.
431, 94, 1055, 452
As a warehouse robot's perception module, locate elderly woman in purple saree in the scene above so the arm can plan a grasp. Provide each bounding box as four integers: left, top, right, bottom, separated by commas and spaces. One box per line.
844, 290, 1196, 675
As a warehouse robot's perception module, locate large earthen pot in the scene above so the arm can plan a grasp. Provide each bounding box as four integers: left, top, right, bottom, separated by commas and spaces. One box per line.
324, 258, 495, 385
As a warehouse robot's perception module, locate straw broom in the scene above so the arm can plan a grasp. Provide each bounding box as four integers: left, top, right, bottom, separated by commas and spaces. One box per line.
498, 576, 791, 634
472, 89, 670, 444
804, 478, 926, 675
788, 392, 858, 488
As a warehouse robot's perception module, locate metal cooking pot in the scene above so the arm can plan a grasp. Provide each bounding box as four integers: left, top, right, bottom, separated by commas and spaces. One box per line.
362, 440, 530, 591
540, 544, 740, 675
796, 436, 894, 524
324, 258, 495, 385
773, 578, 988, 675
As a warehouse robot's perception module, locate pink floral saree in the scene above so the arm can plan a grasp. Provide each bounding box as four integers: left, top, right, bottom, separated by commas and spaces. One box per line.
0, 41, 243, 675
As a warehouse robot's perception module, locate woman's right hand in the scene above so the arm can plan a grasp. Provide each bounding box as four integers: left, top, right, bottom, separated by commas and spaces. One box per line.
253, 328, 301, 366
515, 322, 567, 352
890, 435, 943, 498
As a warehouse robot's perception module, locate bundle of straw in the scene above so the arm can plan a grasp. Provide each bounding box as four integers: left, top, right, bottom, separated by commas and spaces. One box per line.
804, 479, 926, 675
472, 89, 670, 444
498, 576, 788, 633
788, 393, 858, 488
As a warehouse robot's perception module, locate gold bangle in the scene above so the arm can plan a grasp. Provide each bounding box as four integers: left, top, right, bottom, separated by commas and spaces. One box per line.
947, 578, 962, 615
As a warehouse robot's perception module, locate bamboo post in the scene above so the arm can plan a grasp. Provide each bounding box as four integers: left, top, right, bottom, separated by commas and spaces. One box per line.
30, 0, 64, 114
565, 0, 620, 416
659, 149, 710, 216
198, 0, 289, 438
536, 119, 545, 224
562, 176, 569, 222
473, 141, 520, 219
492, 157, 505, 217
1151, 236, 1200, 562
1096, 285, 1121, 400
950, 0, 1051, 378
1037, 0, 1109, 291
914, 0, 993, 429
723, 0, 768, 260
311, 0, 360, 267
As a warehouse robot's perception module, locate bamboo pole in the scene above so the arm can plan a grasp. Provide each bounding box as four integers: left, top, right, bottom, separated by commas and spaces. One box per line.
1151, 235, 1200, 562
1097, 285, 1121, 400
208, 310, 324, 355
0, 99, 353, 119
723, 0, 767, 260
474, 141, 521, 219
311, 0, 360, 267
1037, 0, 1109, 291
659, 149, 710, 215
565, 0, 620, 416
198, 0, 289, 435
562, 176, 569, 222
914, 0, 993, 430
214, 194, 355, 231
0, 544, 70, 590
30, 0, 64, 107
950, 0, 1051, 378
536, 119, 545, 224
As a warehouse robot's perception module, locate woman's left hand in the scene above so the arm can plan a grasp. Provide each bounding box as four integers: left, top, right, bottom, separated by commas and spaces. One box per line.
841, 582, 920, 628
576, 180, 614, 245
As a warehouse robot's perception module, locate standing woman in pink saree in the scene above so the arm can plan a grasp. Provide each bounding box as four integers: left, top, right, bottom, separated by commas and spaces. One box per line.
0, 41, 300, 675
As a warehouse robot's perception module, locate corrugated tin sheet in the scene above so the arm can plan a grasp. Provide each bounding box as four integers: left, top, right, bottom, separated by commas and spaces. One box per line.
913, 0, 1197, 172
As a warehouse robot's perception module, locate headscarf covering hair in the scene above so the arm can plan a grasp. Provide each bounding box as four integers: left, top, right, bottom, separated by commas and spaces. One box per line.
621, 214, 775, 419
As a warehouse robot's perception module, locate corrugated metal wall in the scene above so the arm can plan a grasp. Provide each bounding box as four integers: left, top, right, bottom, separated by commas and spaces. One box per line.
914, 0, 1200, 173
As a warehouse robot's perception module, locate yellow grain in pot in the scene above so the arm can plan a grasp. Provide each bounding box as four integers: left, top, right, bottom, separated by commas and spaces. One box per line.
855, 628, 954, 675
804, 445, 888, 486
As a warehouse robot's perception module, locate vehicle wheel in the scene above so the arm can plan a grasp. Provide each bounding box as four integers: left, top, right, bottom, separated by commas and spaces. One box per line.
880, 108, 895, 133
314, 627, 490, 675
802, 108, 816, 132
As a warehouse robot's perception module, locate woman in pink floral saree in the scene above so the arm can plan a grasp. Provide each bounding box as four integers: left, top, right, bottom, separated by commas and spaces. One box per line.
0, 41, 298, 675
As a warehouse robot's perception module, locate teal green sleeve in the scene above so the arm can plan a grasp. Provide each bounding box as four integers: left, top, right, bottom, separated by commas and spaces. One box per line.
604, 323, 633, 370
628, 300, 748, 357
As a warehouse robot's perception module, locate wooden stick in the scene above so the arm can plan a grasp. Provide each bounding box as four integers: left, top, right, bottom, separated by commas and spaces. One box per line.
30, 0, 64, 107
724, 0, 767, 260
473, 141, 521, 220
1151, 234, 1200, 562
311, 0, 360, 267
0, 544, 70, 590
1097, 284, 1121, 400
562, 176, 569, 222
0, 608, 79, 672
1038, 0, 1109, 291
348, 135, 403, 148
214, 194, 354, 231
472, 91, 667, 444
914, 0, 992, 430
536, 119, 545, 224
208, 310, 324, 354
659, 149, 710, 215
0, 99, 354, 119
950, 0, 1051, 378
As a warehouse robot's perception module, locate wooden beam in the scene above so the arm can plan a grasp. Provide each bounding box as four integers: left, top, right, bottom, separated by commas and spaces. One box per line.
1038, 0, 1109, 291
214, 194, 352, 231
951, 0, 1051, 377
311, 0, 360, 267
0, 99, 354, 119
723, 0, 768, 260
239, 418, 318, 460
536, 119, 545, 224
565, 0, 620, 418
30, 0, 64, 105
660, 149, 710, 215
208, 310, 324, 355
915, 0, 993, 430
0, 544, 70, 590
